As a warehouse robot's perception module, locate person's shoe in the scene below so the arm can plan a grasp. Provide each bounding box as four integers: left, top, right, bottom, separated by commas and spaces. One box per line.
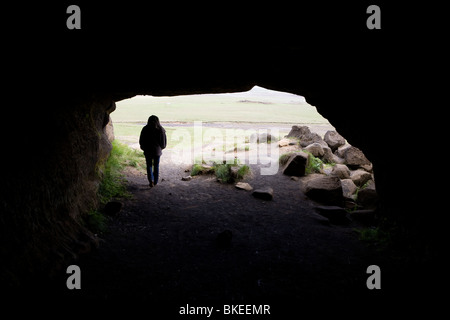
149, 181, 154, 188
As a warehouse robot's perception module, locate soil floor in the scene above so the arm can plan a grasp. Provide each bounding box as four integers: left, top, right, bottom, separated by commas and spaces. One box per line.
52, 149, 426, 316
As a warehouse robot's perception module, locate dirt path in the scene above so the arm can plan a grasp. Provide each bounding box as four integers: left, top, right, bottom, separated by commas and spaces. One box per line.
66, 150, 396, 314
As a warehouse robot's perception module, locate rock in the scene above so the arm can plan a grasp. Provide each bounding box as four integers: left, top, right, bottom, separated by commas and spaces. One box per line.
216, 230, 232, 248
308, 211, 331, 226
323, 146, 345, 164
357, 181, 378, 208
341, 178, 358, 198
324, 130, 345, 151
252, 187, 274, 201
250, 132, 276, 143
103, 201, 122, 216
230, 166, 240, 179
342, 146, 371, 168
286, 125, 311, 139
350, 170, 372, 187
235, 182, 253, 191
303, 143, 324, 157
331, 164, 351, 179
335, 144, 351, 158
343, 198, 359, 210
360, 163, 373, 173
322, 146, 334, 164
282, 151, 309, 177
181, 175, 193, 181
105, 116, 115, 143
315, 205, 350, 224
278, 138, 291, 147
299, 132, 323, 148
302, 175, 343, 205
285, 125, 324, 148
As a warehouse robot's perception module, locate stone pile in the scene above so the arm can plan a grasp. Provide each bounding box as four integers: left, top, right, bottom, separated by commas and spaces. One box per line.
281, 125, 378, 218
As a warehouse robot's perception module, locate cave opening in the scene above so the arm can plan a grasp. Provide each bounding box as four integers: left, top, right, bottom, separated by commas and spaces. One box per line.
67, 85, 384, 304
112, 85, 335, 169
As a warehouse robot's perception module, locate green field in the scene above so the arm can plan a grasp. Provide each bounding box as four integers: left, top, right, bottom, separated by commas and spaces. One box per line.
112, 86, 329, 124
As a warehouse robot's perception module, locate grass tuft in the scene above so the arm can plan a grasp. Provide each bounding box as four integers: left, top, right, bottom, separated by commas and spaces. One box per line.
304, 151, 323, 174
97, 140, 145, 204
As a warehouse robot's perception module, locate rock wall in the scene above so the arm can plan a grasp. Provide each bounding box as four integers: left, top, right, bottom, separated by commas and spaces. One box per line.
0, 94, 116, 287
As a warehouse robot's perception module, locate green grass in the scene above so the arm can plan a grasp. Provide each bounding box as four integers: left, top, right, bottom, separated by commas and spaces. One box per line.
86, 140, 146, 233
304, 151, 324, 174
85, 209, 108, 234
278, 151, 323, 175
279, 152, 298, 166
237, 164, 250, 179
355, 227, 391, 251
214, 164, 233, 183
97, 140, 145, 204
191, 163, 214, 176
113, 93, 329, 124
191, 160, 250, 183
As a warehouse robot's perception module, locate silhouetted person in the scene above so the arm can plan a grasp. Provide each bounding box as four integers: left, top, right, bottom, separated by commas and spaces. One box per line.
139, 115, 167, 187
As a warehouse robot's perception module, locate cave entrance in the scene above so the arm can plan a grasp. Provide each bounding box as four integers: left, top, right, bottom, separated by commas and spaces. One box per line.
84, 86, 381, 302
112, 85, 335, 173
110, 85, 376, 210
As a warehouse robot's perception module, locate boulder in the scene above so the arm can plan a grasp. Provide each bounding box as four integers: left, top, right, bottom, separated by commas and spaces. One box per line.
235, 182, 253, 191
282, 151, 309, 177
350, 170, 372, 187
315, 205, 350, 225
301, 175, 343, 205
299, 132, 323, 148
342, 146, 371, 168
357, 188, 378, 208
285, 125, 324, 148
341, 178, 358, 198
286, 125, 311, 139
303, 143, 324, 157
331, 164, 351, 179
252, 187, 274, 201
360, 163, 373, 173
324, 130, 345, 151
335, 144, 351, 158
322, 146, 344, 164
357, 180, 378, 208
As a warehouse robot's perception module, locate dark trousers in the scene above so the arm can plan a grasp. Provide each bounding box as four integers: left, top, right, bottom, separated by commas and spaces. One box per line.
145, 154, 161, 185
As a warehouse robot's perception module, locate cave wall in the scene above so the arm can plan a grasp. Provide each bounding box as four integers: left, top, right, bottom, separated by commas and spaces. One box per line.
0, 94, 116, 287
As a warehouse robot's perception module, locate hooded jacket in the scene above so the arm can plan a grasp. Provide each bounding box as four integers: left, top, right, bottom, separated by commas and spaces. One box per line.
139, 124, 167, 156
